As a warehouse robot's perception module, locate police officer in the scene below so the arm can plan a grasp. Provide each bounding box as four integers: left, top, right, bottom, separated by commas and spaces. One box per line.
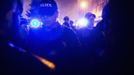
27, 0, 79, 56
21, 0, 81, 74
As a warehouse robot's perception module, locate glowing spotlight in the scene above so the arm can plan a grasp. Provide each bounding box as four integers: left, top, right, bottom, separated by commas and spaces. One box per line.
80, 1, 88, 9
30, 19, 43, 28
76, 18, 89, 29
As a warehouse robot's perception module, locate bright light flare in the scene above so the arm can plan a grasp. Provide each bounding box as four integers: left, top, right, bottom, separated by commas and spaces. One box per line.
80, 1, 88, 9
34, 54, 56, 70
30, 19, 43, 28
8, 42, 15, 48
76, 18, 89, 29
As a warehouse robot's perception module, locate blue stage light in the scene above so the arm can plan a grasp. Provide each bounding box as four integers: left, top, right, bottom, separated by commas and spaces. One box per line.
30, 19, 42, 28
8, 42, 15, 48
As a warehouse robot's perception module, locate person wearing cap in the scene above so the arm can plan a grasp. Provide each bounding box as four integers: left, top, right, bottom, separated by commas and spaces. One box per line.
22, 0, 81, 72
69, 20, 76, 31
26, 0, 80, 54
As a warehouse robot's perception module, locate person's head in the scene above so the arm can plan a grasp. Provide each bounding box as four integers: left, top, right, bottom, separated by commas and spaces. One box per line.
30, 0, 59, 27
85, 12, 92, 19
85, 12, 96, 20
85, 12, 96, 28
63, 16, 70, 22
70, 20, 74, 24
90, 14, 96, 20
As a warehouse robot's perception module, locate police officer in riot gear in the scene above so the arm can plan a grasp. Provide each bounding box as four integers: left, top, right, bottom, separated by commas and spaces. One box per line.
20, 0, 81, 74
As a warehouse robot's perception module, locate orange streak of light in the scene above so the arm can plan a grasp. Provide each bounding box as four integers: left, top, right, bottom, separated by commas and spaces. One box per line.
33, 54, 56, 70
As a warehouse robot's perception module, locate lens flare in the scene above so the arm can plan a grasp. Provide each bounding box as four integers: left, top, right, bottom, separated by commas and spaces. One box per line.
80, 1, 88, 9
76, 18, 89, 29
30, 19, 42, 28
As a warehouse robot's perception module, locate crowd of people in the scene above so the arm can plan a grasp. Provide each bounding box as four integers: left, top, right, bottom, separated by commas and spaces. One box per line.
0, 0, 131, 75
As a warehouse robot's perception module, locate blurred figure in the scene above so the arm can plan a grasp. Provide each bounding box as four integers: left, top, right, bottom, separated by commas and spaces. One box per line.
27, 0, 80, 52
70, 20, 74, 27
0, 0, 53, 75
85, 12, 96, 30
76, 12, 96, 43
76, 12, 105, 49
62, 16, 70, 28
76, 12, 95, 47
91, 1, 131, 75
69, 20, 76, 30
76, 11, 106, 66
21, 0, 81, 74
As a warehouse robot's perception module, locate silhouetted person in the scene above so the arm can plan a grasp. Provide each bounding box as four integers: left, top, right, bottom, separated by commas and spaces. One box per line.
75, 11, 107, 75
92, 1, 132, 75
77, 12, 98, 48
69, 20, 76, 30
21, 0, 81, 74
85, 12, 96, 30
62, 16, 70, 28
